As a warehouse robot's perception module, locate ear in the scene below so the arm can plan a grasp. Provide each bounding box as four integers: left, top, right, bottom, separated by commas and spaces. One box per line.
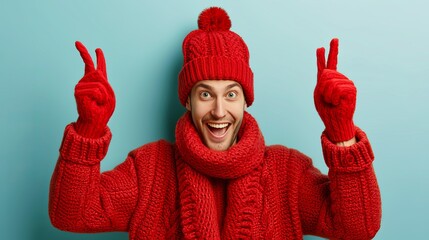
185, 97, 191, 111
244, 102, 247, 111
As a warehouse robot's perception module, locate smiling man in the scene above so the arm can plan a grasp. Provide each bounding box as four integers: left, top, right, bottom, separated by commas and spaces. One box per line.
49, 7, 381, 240
186, 80, 246, 151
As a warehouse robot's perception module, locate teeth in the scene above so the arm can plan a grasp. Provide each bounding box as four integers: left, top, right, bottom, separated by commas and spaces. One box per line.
207, 123, 229, 129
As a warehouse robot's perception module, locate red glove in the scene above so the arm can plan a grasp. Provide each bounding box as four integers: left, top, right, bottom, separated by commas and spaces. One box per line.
314, 38, 356, 142
73, 41, 116, 138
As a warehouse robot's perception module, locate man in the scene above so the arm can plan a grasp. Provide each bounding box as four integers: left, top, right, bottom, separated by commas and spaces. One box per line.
49, 7, 381, 239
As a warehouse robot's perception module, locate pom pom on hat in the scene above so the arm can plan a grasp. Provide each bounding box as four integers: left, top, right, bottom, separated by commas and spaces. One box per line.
198, 7, 231, 31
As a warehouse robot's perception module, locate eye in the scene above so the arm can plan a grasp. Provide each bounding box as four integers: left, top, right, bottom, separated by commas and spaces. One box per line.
200, 91, 211, 99
227, 91, 237, 98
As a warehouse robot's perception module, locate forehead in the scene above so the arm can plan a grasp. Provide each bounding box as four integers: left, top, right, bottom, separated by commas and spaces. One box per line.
192, 80, 243, 92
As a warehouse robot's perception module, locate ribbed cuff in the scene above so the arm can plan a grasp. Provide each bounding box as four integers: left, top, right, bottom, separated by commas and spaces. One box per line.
321, 127, 374, 173
59, 123, 112, 165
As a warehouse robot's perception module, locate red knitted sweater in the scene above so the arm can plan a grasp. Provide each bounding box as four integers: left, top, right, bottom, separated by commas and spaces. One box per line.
49, 112, 381, 239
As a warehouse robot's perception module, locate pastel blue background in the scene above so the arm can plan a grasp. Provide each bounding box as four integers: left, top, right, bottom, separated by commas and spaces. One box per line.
1, 0, 427, 239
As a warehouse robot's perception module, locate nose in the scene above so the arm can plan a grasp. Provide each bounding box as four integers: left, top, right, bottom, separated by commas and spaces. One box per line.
211, 98, 226, 119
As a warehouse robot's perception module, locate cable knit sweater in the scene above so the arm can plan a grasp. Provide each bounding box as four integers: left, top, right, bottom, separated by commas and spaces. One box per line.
49, 112, 381, 239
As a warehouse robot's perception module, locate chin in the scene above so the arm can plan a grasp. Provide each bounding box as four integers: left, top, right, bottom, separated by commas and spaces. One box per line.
205, 139, 233, 151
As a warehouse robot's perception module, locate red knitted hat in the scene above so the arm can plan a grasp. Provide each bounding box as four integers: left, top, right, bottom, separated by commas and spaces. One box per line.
178, 7, 254, 106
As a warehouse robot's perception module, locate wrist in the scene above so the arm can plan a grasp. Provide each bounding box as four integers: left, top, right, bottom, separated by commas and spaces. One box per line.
325, 120, 355, 143
335, 137, 357, 147
74, 120, 107, 139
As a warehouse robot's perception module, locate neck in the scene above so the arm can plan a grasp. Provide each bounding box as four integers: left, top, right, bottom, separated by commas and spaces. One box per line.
175, 111, 265, 179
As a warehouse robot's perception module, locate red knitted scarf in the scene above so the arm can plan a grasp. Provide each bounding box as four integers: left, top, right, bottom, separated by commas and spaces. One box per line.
175, 111, 266, 239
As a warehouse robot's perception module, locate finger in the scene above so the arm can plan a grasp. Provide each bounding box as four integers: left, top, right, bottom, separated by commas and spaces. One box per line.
321, 79, 355, 106
320, 80, 341, 106
75, 82, 108, 104
76, 71, 114, 103
75, 88, 102, 101
321, 69, 348, 80
77, 70, 107, 83
331, 84, 356, 107
327, 81, 348, 106
327, 38, 339, 70
95, 48, 107, 79
75, 41, 95, 74
316, 47, 326, 80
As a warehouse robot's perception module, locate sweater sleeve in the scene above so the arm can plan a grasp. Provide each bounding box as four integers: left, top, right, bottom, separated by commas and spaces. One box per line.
298, 127, 381, 239
49, 123, 138, 233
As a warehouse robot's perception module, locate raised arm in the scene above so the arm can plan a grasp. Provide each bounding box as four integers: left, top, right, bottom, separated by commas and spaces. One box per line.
299, 39, 381, 239
49, 42, 137, 232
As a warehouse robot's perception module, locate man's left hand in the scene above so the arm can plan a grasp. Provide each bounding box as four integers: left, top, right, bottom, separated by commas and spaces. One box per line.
314, 38, 356, 143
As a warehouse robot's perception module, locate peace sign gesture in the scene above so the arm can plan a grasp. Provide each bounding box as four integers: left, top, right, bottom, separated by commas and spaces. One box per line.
74, 41, 116, 138
314, 38, 356, 143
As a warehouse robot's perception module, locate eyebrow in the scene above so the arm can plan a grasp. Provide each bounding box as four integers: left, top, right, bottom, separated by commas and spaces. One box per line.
194, 82, 242, 91
225, 83, 242, 90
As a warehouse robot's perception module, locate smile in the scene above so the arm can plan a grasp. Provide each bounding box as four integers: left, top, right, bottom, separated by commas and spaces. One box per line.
207, 122, 230, 139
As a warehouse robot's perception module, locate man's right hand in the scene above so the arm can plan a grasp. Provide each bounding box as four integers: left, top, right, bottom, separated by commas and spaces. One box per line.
74, 41, 116, 138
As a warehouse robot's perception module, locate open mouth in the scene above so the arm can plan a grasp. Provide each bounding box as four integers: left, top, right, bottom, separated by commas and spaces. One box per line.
207, 122, 230, 138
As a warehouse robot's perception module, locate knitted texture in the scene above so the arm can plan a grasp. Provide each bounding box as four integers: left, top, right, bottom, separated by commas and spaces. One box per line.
175, 112, 265, 238
178, 7, 254, 106
74, 41, 116, 138
50, 114, 381, 239
315, 38, 356, 142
